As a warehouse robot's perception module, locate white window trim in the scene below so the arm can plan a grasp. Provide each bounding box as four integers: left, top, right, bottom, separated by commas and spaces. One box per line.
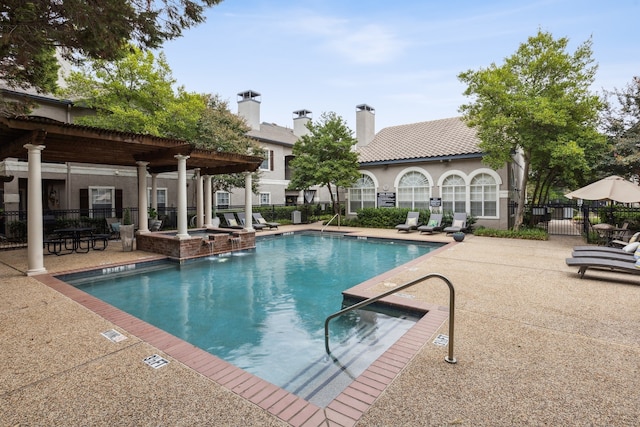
469, 169, 501, 219
88, 186, 115, 218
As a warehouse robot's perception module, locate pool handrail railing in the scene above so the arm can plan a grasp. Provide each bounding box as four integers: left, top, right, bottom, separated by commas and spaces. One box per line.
321, 213, 341, 232
324, 272, 456, 364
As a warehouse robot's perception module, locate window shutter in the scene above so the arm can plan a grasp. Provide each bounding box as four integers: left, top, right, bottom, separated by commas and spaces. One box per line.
270, 150, 274, 171
79, 189, 89, 216
115, 189, 123, 218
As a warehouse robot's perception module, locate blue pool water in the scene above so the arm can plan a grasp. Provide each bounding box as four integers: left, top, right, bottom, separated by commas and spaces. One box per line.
67, 232, 440, 405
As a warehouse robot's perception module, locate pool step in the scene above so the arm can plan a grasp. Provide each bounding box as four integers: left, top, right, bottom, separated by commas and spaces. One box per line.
281, 309, 417, 407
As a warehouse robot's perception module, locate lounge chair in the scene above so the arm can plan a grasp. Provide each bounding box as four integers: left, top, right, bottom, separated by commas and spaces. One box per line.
253, 212, 279, 229
571, 250, 635, 262
417, 213, 443, 234
565, 256, 640, 279
221, 213, 243, 229
443, 213, 468, 234
395, 211, 421, 232
237, 212, 266, 230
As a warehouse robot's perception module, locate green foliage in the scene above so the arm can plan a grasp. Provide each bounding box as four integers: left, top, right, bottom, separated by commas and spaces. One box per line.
61, 47, 207, 139
356, 208, 431, 229
458, 29, 605, 228
473, 227, 548, 240
123, 208, 132, 225
0, 0, 222, 93
191, 94, 262, 193
597, 76, 640, 179
289, 112, 360, 214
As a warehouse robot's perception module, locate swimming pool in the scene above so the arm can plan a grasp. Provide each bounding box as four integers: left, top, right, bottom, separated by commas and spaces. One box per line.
61, 232, 442, 406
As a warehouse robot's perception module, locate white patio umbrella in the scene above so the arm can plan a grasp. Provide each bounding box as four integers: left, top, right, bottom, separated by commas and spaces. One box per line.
565, 175, 640, 203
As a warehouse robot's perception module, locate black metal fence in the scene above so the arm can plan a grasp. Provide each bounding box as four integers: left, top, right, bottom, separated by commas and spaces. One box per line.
0, 203, 334, 249
525, 202, 640, 238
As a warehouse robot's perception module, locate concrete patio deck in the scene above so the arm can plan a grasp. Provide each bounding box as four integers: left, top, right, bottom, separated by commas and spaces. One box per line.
1, 224, 639, 426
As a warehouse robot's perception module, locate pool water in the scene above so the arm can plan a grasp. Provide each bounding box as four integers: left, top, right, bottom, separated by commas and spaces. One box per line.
69, 233, 439, 405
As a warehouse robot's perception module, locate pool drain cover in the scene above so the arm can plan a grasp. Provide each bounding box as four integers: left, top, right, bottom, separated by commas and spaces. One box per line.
433, 334, 449, 346
143, 354, 169, 369
101, 329, 127, 343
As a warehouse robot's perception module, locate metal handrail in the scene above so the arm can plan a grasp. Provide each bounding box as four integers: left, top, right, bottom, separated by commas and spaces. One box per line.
324, 273, 457, 364
321, 213, 340, 232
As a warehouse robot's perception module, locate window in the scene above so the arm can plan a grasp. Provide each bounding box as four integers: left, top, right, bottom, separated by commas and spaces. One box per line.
349, 174, 376, 213
147, 188, 168, 214
397, 171, 429, 209
470, 173, 498, 217
89, 186, 114, 218
216, 191, 230, 208
260, 149, 274, 171
260, 192, 271, 205
441, 175, 466, 213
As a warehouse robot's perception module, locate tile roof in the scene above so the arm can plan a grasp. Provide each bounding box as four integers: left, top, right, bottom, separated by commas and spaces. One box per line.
358, 116, 482, 164
247, 122, 298, 146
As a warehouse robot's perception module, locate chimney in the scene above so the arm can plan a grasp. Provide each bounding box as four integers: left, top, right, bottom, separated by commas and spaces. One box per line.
237, 90, 261, 131
356, 104, 375, 147
293, 109, 312, 137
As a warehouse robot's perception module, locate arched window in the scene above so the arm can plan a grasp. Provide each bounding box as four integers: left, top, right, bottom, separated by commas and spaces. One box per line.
470, 173, 498, 217
441, 175, 466, 213
349, 174, 376, 213
397, 171, 430, 209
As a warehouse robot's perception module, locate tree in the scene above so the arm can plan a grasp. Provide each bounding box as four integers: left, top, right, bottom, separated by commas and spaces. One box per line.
458, 30, 605, 229
288, 112, 361, 215
60, 46, 206, 139
192, 94, 263, 194
597, 76, 640, 179
0, 0, 221, 93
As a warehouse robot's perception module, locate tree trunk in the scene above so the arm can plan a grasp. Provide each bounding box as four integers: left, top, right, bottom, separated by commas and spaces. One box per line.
326, 183, 339, 215
514, 157, 530, 231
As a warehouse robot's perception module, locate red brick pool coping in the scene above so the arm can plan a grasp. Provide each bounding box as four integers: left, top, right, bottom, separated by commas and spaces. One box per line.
34, 239, 453, 427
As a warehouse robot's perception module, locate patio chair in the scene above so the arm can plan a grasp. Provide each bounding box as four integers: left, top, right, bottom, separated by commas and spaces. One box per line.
417, 213, 443, 234
610, 229, 639, 248
221, 213, 243, 229
565, 256, 640, 279
443, 213, 468, 234
105, 217, 121, 240
395, 211, 421, 232
253, 212, 279, 229
237, 212, 266, 230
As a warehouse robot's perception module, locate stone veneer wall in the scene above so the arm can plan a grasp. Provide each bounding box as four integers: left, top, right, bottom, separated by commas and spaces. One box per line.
136, 229, 256, 260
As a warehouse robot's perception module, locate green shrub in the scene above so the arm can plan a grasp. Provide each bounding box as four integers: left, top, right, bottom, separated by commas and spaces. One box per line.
356, 208, 431, 228
473, 227, 548, 240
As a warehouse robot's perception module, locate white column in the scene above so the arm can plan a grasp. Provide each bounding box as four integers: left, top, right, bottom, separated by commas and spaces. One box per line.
244, 172, 254, 231
175, 154, 190, 239
151, 173, 158, 212
137, 161, 149, 233
25, 144, 47, 276
195, 168, 203, 228
204, 175, 212, 227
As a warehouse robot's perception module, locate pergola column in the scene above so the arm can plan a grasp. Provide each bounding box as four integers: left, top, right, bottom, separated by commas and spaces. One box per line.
25, 144, 47, 276
195, 168, 203, 228
204, 175, 212, 227
175, 154, 190, 239
137, 161, 149, 233
244, 172, 253, 231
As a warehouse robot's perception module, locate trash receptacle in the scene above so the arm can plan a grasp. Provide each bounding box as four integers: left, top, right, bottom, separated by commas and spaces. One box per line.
292, 210, 301, 224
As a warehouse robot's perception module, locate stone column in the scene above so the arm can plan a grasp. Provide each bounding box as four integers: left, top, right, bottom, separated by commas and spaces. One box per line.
137, 161, 149, 233
204, 175, 212, 227
25, 144, 47, 276
244, 172, 254, 231
195, 168, 203, 228
175, 154, 190, 239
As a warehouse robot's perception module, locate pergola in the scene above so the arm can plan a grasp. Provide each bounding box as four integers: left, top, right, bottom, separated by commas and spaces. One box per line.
0, 115, 263, 275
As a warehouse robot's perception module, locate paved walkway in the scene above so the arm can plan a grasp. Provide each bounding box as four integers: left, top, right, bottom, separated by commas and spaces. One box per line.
1, 225, 639, 426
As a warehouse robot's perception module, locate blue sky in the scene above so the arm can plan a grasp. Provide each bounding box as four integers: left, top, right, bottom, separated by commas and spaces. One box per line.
162, 0, 640, 132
